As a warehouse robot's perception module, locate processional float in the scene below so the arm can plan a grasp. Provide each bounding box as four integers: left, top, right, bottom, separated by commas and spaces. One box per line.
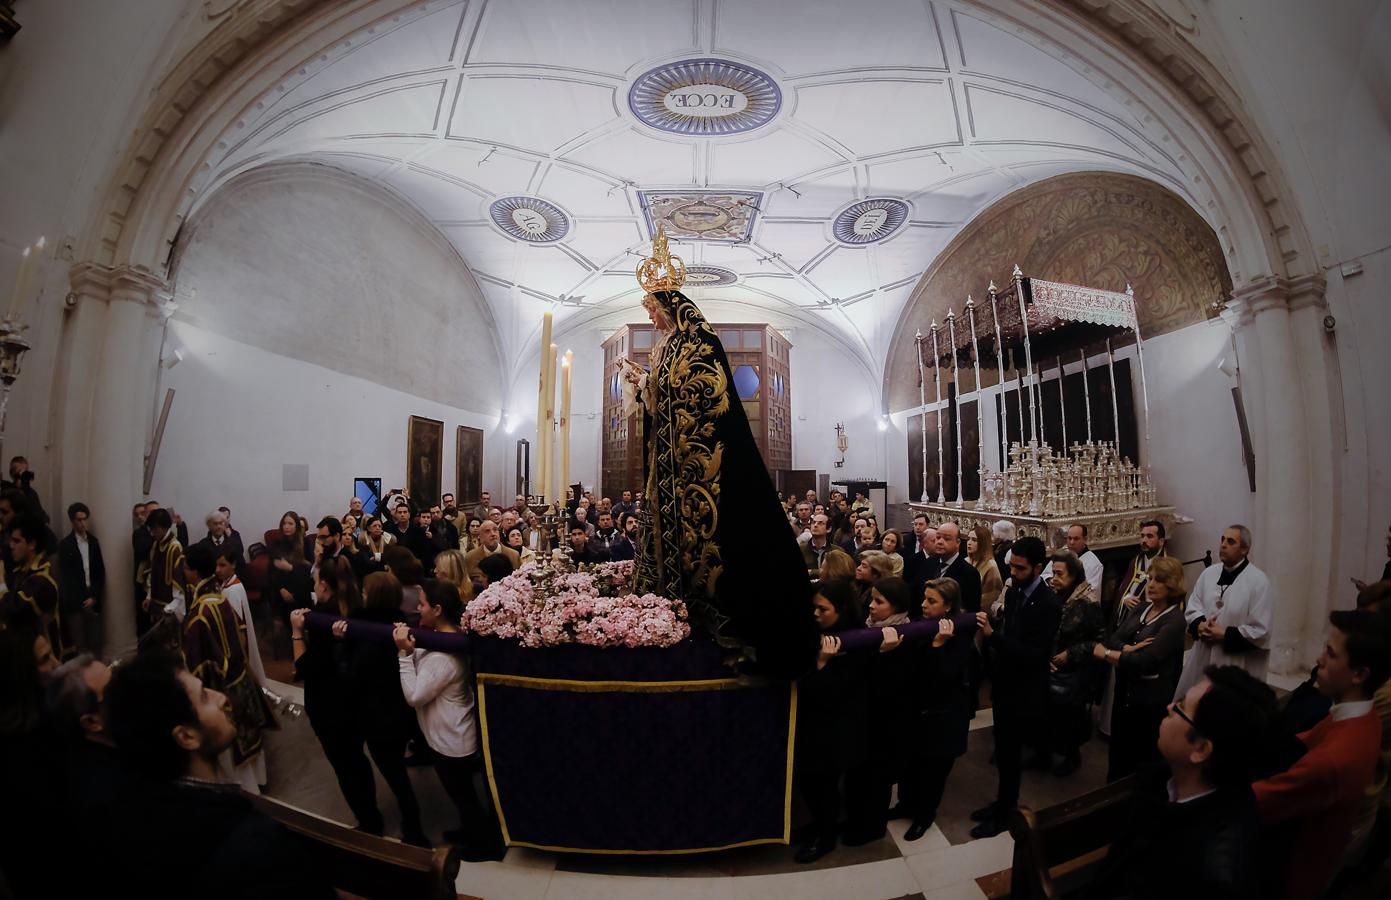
909, 266, 1177, 550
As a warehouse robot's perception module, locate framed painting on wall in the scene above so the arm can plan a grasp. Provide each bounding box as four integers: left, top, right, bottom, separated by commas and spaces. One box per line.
456, 425, 484, 508
407, 416, 444, 508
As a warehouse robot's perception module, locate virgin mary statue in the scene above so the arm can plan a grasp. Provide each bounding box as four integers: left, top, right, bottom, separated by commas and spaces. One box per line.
624, 228, 818, 678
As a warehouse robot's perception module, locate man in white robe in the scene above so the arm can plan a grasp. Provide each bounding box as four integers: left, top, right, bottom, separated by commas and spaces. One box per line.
1066, 523, 1104, 596
1175, 524, 1272, 698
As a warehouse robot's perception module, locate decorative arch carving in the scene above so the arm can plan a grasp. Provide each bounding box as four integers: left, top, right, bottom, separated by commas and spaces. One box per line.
884, 170, 1232, 412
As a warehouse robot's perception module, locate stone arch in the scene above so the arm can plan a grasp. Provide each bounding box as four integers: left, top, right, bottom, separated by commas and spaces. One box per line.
883, 170, 1232, 411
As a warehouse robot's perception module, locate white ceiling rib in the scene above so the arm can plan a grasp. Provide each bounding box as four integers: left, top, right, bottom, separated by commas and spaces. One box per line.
194, 0, 1211, 386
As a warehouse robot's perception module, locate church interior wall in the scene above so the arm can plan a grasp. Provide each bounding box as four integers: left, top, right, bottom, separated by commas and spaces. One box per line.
150, 161, 507, 533
150, 318, 501, 542
0, 0, 1385, 668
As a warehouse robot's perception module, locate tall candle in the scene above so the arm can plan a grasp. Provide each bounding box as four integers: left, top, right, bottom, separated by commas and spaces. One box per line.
535, 310, 553, 502
7, 244, 32, 318
560, 349, 573, 498
545, 341, 558, 504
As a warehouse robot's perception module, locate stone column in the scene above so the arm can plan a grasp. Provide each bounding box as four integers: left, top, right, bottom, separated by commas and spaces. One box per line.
1226, 275, 1318, 674
66, 263, 169, 660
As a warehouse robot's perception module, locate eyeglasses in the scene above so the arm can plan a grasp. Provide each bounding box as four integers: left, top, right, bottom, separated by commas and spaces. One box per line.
1170, 699, 1198, 730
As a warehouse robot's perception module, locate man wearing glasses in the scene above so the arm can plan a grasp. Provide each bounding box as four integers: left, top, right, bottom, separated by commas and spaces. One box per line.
1088, 665, 1278, 900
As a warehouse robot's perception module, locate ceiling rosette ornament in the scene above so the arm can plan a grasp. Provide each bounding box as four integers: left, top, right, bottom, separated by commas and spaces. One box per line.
627, 58, 782, 137
489, 196, 570, 243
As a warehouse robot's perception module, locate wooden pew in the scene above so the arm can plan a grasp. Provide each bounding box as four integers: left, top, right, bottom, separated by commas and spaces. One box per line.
1005, 776, 1137, 900
248, 793, 462, 900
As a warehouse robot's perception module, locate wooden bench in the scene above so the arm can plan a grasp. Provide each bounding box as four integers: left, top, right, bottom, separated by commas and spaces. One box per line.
248, 794, 462, 900
1004, 776, 1137, 900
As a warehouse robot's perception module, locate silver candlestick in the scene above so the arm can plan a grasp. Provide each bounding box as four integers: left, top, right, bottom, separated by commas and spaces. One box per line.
0, 316, 32, 465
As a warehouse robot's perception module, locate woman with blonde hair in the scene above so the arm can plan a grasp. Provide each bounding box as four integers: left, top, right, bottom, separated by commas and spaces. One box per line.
967, 523, 1004, 612
818, 546, 856, 582
1087, 554, 1187, 782
432, 549, 475, 603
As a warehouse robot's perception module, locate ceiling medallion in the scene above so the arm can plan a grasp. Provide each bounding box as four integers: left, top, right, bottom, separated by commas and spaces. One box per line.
640, 190, 762, 243
831, 198, 911, 245
683, 265, 738, 286
488, 196, 570, 243
628, 58, 782, 136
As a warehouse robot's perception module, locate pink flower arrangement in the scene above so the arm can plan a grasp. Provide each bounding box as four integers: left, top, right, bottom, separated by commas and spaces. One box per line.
462, 558, 688, 649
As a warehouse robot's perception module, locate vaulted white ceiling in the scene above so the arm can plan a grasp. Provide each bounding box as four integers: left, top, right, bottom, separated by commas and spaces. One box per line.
192, 0, 1210, 389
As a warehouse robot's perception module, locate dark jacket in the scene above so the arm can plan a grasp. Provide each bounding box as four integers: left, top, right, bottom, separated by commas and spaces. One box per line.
985, 577, 1063, 710
587, 529, 634, 562
902, 546, 940, 604
113, 776, 333, 899
1105, 601, 1186, 708
294, 600, 355, 729
939, 555, 983, 613
910, 624, 974, 758
57, 531, 106, 613
385, 522, 431, 566
192, 533, 245, 571
347, 605, 417, 743
795, 622, 869, 773
1087, 769, 1261, 900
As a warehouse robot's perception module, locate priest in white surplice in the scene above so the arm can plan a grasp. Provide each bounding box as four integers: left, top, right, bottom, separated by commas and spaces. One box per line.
1174, 524, 1273, 698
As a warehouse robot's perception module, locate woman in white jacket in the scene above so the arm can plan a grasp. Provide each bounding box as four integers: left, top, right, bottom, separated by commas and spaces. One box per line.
394, 581, 504, 859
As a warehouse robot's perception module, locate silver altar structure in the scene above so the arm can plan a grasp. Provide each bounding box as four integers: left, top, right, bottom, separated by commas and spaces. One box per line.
907, 267, 1179, 549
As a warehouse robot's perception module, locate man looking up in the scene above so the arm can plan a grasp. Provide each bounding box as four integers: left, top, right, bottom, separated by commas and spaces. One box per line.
1252, 610, 1391, 900
104, 650, 331, 897
1087, 665, 1277, 900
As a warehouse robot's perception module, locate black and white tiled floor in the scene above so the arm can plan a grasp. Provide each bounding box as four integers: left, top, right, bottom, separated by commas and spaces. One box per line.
262, 682, 1118, 899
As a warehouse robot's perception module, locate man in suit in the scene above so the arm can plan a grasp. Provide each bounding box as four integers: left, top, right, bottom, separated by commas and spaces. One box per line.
464, 520, 520, 582
902, 519, 939, 600
192, 510, 244, 574
971, 536, 1062, 838
934, 522, 982, 613
58, 502, 106, 655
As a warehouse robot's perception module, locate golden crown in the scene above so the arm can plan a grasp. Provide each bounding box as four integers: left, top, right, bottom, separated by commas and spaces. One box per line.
636, 225, 686, 293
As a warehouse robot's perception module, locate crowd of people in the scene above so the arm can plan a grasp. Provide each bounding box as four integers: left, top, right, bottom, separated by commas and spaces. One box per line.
2, 462, 1390, 898
785, 489, 1391, 899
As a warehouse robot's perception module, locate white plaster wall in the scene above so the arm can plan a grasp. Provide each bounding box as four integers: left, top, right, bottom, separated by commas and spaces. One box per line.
151, 319, 505, 541
171, 163, 504, 414
1200, 0, 1391, 591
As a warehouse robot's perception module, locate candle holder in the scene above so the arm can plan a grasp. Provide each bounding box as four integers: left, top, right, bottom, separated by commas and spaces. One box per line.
0, 315, 31, 463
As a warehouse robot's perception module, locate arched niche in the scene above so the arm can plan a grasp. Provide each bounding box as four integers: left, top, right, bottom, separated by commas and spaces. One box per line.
884, 170, 1232, 412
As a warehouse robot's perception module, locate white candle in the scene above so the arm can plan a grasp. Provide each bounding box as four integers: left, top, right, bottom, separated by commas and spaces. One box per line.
560, 349, 573, 497
536, 309, 553, 501
7, 244, 32, 319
